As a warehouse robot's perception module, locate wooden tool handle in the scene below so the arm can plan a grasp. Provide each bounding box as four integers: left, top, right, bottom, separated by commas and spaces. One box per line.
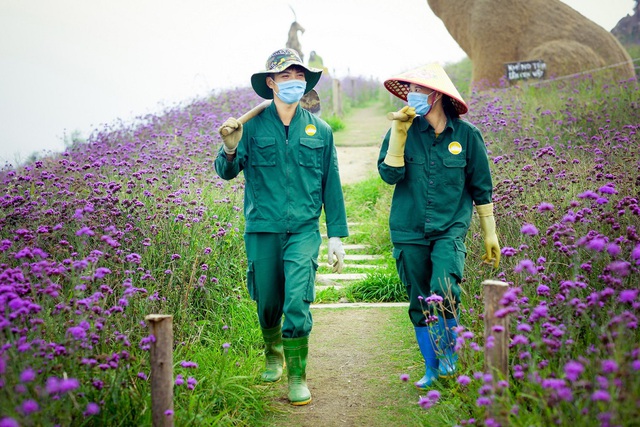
387, 111, 409, 121
219, 100, 272, 136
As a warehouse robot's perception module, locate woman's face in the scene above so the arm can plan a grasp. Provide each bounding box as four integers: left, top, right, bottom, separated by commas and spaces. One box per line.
408, 83, 434, 97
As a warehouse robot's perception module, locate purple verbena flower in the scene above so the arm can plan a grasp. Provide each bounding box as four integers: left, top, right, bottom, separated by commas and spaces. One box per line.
564, 360, 584, 381
84, 402, 100, 416
521, 224, 539, 236
537, 202, 555, 212
457, 375, 471, 386
591, 390, 610, 402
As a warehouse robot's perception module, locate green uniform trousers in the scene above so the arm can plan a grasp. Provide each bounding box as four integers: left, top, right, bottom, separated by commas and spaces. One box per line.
393, 237, 466, 326
244, 231, 321, 338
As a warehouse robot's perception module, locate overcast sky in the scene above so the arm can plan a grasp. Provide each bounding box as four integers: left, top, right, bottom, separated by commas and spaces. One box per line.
0, 0, 635, 165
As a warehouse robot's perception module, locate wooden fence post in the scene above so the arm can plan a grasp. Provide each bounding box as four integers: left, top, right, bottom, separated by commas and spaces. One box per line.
483, 280, 510, 382
145, 314, 174, 427
332, 78, 343, 117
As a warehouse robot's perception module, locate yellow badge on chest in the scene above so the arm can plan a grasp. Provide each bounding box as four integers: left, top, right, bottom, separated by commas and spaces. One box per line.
448, 141, 462, 155
305, 124, 317, 136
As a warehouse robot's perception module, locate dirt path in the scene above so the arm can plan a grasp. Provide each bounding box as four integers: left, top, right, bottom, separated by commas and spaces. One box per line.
265, 307, 426, 427
333, 102, 391, 185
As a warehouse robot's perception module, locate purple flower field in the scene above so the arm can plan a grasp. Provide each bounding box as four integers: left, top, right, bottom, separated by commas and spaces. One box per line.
446, 75, 640, 426
0, 72, 638, 426
0, 86, 268, 425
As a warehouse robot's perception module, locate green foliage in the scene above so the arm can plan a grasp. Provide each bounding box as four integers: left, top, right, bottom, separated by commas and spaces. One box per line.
346, 264, 407, 303
315, 286, 344, 304
342, 178, 394, 254
623, 43, 640, 78
324, 114, 346, 132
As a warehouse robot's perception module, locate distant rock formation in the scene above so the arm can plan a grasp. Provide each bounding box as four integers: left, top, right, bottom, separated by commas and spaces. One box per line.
308, 50, 329, 75
427, 0, 636, 88
286, 21, 305, 62
612, 1, 640, 45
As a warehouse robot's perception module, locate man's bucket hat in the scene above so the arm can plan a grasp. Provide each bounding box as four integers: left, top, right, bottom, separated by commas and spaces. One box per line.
384, 63, 468, 115
251, 48, 323, 100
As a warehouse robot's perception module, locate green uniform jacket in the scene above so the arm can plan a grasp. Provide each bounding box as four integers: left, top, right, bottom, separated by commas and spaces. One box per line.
377, 115, 493, 244
215, 102, 349, 238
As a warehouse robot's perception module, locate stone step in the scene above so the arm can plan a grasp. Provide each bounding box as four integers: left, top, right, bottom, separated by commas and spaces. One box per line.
320, 243, 370, 251
317, 273, 367, 281
312, 302, 409, 309
343, 263, 378, 269
320, 254, 384, 261
315, 272, 368, 291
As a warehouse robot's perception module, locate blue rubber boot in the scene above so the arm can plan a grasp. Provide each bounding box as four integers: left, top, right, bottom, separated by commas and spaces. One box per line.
437, 316, 458, 378
414, 326, 439, 389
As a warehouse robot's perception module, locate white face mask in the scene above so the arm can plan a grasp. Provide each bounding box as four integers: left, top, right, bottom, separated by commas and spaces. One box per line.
274, 80, 307, 104
407, 91, 435, 116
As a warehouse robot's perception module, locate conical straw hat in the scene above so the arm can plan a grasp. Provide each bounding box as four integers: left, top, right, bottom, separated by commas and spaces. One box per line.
384, 63, 468, 115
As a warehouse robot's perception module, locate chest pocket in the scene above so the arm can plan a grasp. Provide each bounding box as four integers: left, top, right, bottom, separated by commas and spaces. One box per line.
299, 138, 323, 168
251, 137, 276, 167
405, 155, 425, 181
443, 157, 466, 186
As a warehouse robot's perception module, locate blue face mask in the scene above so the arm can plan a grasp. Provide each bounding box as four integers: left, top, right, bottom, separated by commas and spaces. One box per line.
275, 80, 307, 104
407, 92, 433, 116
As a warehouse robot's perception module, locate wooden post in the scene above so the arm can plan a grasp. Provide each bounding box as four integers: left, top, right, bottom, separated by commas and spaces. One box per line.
332, 78, 343, 117
483, 280, 510, 383
145, 314, 174, 427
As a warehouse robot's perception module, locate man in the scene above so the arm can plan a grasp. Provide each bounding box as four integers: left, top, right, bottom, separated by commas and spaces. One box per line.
378, 63, 500, 389
215, 48, 348, 405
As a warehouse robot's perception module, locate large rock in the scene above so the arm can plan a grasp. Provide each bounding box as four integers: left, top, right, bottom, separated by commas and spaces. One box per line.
427, 0, 636, 88
612, 2, 640, 45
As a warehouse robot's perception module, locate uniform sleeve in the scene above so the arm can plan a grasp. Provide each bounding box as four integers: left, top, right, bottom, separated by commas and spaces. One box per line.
322, 129, 349, 238
465, 126, 493, 205
214, 133, 248, 180
377, 128, 405, 184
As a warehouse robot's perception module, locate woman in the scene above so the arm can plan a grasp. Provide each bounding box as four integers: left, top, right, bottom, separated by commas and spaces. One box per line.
377, 63, 500, 388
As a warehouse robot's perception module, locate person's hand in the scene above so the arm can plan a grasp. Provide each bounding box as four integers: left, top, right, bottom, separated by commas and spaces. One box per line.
327, 237, 346, 273
218, 118, 243, 155
383, 106, 416, 167
476, 203, 500, 268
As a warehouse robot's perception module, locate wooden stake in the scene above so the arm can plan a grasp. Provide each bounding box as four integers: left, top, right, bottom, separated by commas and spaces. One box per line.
483, 280, 510, 383
332, 78, 343, 117
145, 314, 174, 427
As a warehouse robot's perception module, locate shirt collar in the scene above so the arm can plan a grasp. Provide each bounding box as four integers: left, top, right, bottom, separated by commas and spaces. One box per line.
416, 115, 454, 133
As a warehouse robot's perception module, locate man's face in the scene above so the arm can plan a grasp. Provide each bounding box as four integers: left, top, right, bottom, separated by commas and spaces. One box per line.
267, 66, 306, 89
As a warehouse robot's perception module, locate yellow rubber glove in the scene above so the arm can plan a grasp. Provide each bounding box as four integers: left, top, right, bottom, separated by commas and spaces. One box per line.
383, 106, 416, 167
218, 118, 243, 155
475, 203, 501, 268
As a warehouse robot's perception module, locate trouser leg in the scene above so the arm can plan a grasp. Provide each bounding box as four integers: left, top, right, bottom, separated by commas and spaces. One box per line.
393, 243, 432, 327
244, 233, 285, 330
281, 231, 321, 339
429, 237, 464, 376
429, 237, 465, 319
